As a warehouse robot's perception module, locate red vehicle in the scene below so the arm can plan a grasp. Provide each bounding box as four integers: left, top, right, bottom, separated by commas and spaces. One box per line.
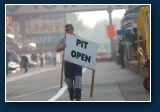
138, 47, 150, 92
96, 50, 112, 62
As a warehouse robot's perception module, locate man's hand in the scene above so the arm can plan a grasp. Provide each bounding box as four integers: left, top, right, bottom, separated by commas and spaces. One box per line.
61, 43, 67, 50
55, 43, 67, 52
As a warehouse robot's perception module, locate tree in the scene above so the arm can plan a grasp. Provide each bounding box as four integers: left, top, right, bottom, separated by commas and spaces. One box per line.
66, 13, 86, 33
78, 18, 121, 52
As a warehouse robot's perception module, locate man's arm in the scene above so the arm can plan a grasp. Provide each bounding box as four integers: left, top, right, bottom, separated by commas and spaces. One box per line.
55, 43, 66, 52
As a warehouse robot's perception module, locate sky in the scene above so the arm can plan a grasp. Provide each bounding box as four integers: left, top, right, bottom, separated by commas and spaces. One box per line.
76, 9, 126, 28
74, 9, 126, 51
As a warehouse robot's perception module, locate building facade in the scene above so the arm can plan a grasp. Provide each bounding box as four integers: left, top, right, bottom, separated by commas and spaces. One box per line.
6, 5, 66, 54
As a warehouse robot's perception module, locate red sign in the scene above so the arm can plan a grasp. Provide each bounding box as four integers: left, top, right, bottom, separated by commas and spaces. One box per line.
106, 25, 116, 38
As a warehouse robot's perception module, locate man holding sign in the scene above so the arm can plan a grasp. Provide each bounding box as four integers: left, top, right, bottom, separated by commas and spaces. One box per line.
55, 24, 82, 101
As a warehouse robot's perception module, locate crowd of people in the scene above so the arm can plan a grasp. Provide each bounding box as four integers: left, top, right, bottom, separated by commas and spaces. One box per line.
6, 49, 57, 76
31, 51, 57, 67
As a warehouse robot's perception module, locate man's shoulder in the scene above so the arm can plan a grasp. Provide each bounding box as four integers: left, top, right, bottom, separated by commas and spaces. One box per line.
57, 36, 65, 42
60, 34, 79, 38
59, 36, 64, 39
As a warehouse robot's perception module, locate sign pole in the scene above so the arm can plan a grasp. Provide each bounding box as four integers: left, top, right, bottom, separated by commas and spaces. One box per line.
60, 33, 66, 88
107, 6, 115, 61
90, 70, 95, 97
60, 60, 64, 88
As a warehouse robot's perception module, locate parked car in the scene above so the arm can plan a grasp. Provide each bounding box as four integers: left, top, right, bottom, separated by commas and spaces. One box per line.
96, 50, 112, 62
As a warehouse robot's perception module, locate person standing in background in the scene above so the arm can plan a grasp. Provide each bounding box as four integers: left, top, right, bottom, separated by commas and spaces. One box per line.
11, 52, 19, 63
39, 52, 43, 67
6, 48, 10, 76
52, 51, 57, 66
47, 51, 52, 65
118, 40, 125, 68
20, 55, 29, 73
45, 52, 48, 65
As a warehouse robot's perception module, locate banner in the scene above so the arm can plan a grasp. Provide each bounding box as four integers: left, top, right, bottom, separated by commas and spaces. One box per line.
64, 34, 98, 70
6, 5, 128, 15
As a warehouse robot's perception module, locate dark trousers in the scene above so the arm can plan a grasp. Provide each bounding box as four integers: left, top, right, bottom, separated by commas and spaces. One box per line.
23, 62, 28, 72
45, 58, 47, 65
53, 57, 56, 66
48, 57, 51, 64
64, 62, 82, 99
119, 54, 125, 68
40, 59, 43, 67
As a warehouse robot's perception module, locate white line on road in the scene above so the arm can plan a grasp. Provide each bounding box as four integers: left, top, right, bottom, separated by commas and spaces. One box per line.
48, 85, 67, 101
48, 68, 88, 101
82, 68, 87, 73
6, 85, 61, 101
6, 68, 54, 83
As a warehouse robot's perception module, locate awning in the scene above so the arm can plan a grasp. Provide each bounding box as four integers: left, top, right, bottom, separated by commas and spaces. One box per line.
117, 28, 132, 35
124, 5, 143, 19
125, 5, 143, 15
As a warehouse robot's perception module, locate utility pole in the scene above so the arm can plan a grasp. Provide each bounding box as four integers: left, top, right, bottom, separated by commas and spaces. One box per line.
107, 5, 115, 61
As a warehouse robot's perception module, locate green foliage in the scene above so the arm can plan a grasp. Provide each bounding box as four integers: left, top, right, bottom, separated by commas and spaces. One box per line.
66, 13, 86, 33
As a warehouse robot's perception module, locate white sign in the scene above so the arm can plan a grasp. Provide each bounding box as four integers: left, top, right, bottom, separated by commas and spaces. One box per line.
6, 5, 128, 15
64, 34, 98, 70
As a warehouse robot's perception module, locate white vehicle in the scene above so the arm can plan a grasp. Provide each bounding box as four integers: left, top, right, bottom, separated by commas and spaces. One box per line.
8, 61, 20, 70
